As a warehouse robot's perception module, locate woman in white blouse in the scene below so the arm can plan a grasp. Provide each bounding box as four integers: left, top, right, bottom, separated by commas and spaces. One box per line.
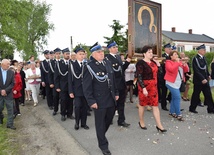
25, 62, 41, 106
125, 63, 136, 103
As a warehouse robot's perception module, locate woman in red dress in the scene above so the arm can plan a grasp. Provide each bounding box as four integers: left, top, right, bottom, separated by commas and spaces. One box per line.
136, 45, 167, 132
10, 66, 22, 117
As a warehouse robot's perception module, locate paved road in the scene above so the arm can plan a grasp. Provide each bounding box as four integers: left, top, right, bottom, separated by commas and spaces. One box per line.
42, 96, 214, 155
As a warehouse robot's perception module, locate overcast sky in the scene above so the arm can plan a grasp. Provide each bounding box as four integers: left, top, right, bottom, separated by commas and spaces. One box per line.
41, 0, 214, 51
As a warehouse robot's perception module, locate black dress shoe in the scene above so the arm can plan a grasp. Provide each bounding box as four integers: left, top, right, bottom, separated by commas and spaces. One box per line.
162, 107, 169, 111
61, 116, 66, 121
189, 110, 198, 114
118, 122, 130, 127
74, 124, 79, 130
101, 149, 111, 155
81, 125, 89, 130
7, 126, 16, 130
208, 111, 214, 114
198, 103, 204, 107
67, 115, 75, 119
52, 111, 57, 116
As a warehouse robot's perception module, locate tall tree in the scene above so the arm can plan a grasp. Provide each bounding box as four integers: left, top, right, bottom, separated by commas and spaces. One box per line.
22, 0, 54, 60
0, 0, 54, 60
103, 20, 127, 53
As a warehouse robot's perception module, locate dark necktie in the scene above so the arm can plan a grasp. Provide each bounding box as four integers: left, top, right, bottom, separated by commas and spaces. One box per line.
65, 60, 68, 65
80, 62, 82, 68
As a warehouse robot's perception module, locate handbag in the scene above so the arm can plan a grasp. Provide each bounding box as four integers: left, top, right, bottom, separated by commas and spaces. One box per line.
178, 70, 186, 92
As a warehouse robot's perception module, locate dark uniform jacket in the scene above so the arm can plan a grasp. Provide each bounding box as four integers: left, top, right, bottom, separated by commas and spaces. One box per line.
192, 54, 210, 85
40, 60, 50, 84
105, 54, 129, 90
54, 59, 69, 91
48, 59, 57, 85
68, 60, 85, 97
83, 57, 118, 108
211, 62, 214, 79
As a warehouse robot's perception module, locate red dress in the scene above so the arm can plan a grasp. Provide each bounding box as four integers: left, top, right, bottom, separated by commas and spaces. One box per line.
137, 61, 158, 106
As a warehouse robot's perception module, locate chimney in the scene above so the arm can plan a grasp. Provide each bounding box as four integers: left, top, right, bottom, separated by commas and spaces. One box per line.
189, 29, 192, 34
172, 27, 176, 32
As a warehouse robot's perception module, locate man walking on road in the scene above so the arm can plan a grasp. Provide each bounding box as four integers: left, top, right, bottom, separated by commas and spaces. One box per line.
83, 42, 119, 155
105, 40, 131, 127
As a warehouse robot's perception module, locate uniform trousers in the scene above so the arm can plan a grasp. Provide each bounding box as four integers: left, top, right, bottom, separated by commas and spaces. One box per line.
60, 91, 73, 117
53, 89, 60, 112
161, 81, 168, 109
190, 83, 214, 112
45, 84, 53, 108
116, 89, 126, 124
94, 106, 115, 150
74, 96, 87, 126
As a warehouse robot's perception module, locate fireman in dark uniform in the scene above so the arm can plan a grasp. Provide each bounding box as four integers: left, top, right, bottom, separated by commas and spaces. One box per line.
189, 44, 214, 114
83, 42, 119, 155
106, 41, 131, 127
68, 47, 89, 130
49, 48, 61, 116
40, 50, 54, 110
54, 48, 74, 121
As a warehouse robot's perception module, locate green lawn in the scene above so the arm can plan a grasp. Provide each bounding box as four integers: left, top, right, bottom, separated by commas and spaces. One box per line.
0, 117, 19, 155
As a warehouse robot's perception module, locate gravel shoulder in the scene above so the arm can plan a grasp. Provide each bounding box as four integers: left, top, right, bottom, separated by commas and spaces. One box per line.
14, 99, 89, 155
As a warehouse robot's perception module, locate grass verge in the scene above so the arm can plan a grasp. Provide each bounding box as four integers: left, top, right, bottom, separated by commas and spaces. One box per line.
0, 118, 20, 155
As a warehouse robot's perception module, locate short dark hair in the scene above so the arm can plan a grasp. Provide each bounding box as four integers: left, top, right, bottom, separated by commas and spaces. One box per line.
169, 50, 178, 59
139, 45, 153, 54
29, 55, 34, 59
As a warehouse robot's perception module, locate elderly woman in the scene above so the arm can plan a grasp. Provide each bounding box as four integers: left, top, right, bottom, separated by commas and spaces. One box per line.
164, 51, 189, 121
25, 62, 41, 106
136, 45, 166, 132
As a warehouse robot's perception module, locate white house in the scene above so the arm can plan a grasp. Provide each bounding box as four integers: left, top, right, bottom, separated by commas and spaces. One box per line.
162, 27, 214, 52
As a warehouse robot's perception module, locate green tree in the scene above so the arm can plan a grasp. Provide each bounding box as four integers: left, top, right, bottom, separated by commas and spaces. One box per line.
103, 20, 127, 53
0, 0, 54, 60
74, 43, 91, 58
22, 0, 54, 60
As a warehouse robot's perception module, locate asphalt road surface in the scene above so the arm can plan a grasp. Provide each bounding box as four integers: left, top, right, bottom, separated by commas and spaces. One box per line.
43, 95, 214, 155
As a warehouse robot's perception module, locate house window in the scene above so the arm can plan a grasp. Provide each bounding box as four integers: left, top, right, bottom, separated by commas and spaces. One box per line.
177, 46, 184, 52
210, 47, 214, 52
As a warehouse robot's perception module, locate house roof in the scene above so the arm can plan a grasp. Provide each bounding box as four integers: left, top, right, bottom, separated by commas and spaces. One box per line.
162, 30, 214, 43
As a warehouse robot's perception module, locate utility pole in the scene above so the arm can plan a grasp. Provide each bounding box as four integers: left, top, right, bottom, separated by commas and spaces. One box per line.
70, 36, 73, 51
